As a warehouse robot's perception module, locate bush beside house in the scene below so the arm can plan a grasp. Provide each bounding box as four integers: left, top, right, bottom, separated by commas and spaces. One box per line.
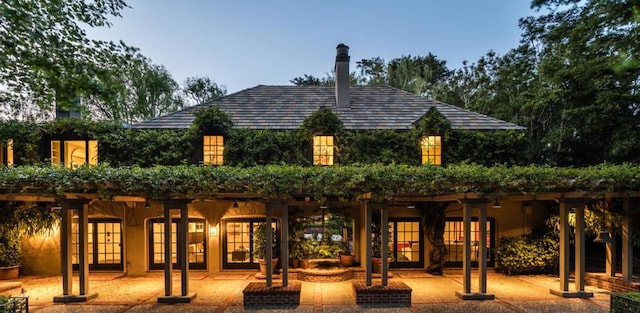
495, 235, 559, 275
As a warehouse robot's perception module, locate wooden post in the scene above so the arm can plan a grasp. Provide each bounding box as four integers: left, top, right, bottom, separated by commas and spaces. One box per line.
78, 203, 89, 295
163, 204, 172, 296
574, 203, 585, 292
462, 201, 472, 294
60, 205, 73, 296
282, 207, 289, 287
179, 203, 189, 296
381, 207, 389, 287
622, 198, 633, 282
365, 203, 372, 286
558, 200, 569, 292
266, 205, 273, 287
478, 203, 488, 293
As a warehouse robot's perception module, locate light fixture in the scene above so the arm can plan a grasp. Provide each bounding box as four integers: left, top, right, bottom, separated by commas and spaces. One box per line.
407, 204, 416, 209
492, 199, 502, 209
594, 206, 612, 244
144, 200, 150, 209
209, 225, 218, 237
232, 201, 239, 208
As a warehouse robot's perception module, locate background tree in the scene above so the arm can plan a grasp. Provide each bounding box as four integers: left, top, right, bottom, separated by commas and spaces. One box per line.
84, 56, 184, 123
182, 76, 227, 105
0, 0, 139, 115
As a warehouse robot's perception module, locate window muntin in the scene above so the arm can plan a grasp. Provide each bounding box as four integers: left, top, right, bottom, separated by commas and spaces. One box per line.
388, 219, 423, 268
203, 135, 224, 165
421, 135, 441, 165
51, 140, 98, 168
222, 219, 278, 269
71, 219, 123, 271
148, 218, 207, 270
444, 218, 494, 267
313, 135, 334, 165
1, 139, 13, 166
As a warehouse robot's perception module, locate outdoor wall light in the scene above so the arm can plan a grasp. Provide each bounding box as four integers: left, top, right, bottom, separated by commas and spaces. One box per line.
407, 204, 416, 209
209, 225, 218, 237
492, 199, 502, 209
232, 201, 239, 208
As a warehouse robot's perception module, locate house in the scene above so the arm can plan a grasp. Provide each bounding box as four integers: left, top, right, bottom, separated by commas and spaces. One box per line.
2, 44, 636, 304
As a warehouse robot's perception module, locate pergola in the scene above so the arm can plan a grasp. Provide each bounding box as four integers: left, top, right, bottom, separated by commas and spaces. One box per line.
1, 189, 635, 303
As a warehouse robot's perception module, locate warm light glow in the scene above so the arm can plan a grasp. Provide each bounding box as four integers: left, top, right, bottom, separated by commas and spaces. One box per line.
209, 225, 218, 237
421, 135, 442, 165
203, 135, 224, 165
313, 135, 334, 165
1, 139, 13, 166
51, 140, 98, 168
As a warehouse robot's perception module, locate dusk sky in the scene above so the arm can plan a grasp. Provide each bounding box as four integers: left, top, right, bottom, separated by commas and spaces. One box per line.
87, 0, 540, 93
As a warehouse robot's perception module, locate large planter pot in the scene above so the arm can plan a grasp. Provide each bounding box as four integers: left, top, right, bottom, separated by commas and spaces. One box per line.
371, 257, 391, 273
0, 265, 19, 280
339, 254, 354, 267
258, 258, 279, 274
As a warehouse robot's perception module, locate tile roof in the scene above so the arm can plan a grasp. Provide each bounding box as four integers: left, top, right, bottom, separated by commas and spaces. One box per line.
131, 85, 525, 130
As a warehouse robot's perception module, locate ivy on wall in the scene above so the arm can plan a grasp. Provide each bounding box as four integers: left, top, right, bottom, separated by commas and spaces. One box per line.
0, 107, 527, 168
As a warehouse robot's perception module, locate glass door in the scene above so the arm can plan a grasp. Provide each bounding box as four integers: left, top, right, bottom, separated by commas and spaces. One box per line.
148, 218, 207, 270
72, 218, 123, 271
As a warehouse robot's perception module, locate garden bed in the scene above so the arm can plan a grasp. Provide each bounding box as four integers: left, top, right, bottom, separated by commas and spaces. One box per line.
0, 296, 28, 313
611, 293, 640, 313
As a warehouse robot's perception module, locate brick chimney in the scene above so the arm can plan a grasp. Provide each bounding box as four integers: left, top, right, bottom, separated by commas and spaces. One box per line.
335, 43, 350, 108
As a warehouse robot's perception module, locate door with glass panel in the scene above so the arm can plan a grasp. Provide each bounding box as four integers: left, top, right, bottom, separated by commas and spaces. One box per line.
148, 218, 207, 270
72, 218, 122, 271
223, 219, 278, 269
443, 217, 495, 267
388, 219, 423, 268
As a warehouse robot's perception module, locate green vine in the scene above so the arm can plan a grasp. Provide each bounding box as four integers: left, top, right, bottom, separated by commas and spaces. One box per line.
0, 163, 638, 200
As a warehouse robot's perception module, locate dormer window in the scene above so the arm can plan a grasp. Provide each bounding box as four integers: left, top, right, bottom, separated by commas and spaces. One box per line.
51, 140, 98, 168
421, 135, 441, 165
0, 139, 13, 166
203, 135, 224, 165
313, 135, 334, 165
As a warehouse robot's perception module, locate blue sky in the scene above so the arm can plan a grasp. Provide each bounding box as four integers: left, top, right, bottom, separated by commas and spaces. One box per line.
87, 0, 539, 93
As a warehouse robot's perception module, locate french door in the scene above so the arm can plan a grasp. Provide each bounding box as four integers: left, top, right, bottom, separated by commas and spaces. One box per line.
388, 218, 424, 268
147, 218, 207, 270
444, 217, 495, 267
72, 218, 123, 271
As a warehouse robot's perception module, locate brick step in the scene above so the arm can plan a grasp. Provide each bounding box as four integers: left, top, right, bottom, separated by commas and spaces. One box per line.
0, 281, 22, 296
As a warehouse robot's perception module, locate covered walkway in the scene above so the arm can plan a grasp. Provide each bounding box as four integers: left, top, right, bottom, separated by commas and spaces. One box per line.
1, 270, 611, 312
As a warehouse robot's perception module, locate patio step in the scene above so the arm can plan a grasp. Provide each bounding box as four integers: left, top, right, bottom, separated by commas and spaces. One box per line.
0, 281, 22, 296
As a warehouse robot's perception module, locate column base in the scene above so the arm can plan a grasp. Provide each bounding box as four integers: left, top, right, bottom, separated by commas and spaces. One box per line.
53, 293, 98, 303
549, 289, 593, 298
157, 293, 197, 303
455, 291, 495, 300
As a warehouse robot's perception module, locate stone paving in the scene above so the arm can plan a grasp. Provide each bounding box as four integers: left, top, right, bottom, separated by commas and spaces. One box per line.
0, 270, 611, 312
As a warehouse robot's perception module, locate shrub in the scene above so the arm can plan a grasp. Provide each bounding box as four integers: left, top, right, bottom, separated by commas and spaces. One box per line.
611, 293, 640, 313
495, 235, 558, 275
0, 235, 22, 267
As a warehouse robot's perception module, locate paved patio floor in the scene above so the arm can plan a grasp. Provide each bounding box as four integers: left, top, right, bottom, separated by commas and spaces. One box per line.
1, 270, 611, 312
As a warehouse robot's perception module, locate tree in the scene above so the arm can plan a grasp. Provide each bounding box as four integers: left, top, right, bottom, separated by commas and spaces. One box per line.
0, 0, 139, 114
84, 56, 185, 123
182, 76, 227, 105
290, 74, 333, 86
518, 0, 640, 165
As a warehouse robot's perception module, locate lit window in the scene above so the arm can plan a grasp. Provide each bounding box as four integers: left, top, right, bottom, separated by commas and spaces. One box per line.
51, 140, 98, 168
1, 139, 13, 166
421, 135, 441, 165
203, 135, 224, 165
313, 135, 334, 165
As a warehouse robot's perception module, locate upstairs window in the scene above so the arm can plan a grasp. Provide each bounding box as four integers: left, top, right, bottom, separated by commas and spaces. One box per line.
51, 140, 98, 168
203, 135, 224, 165
421, 135, 441, 165
0, 139, 13, 166
313, 135, 334, 165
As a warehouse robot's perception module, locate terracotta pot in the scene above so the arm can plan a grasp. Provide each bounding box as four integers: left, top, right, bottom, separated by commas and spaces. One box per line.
371, 257, 391, 273
300, 259, 309, 269
0, 265, 19, 280
339, 254, 354, 267
258, 258, 279, 274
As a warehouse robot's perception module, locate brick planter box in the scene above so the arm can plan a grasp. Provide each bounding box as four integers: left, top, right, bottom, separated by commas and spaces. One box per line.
353, 281, 411, 306
243, 282, 301, 307
585, 273, 640, 293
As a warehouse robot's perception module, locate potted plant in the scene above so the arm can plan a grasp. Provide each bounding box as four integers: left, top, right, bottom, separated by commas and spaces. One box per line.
253, 222, 279, 274
371, 223, 391, 273
338, 215, 354, 267
0, 234, 21, 280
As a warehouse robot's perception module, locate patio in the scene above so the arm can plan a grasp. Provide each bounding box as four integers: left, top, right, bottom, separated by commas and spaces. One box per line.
0, 270, 611, 312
